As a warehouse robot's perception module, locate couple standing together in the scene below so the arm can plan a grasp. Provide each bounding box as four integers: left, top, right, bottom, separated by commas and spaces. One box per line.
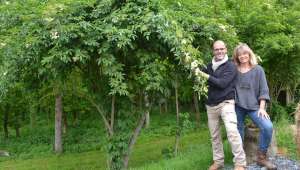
197, 40, 277, 170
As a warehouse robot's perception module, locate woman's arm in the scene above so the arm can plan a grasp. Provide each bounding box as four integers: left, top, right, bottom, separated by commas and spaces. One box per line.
258, 66, 270, 101
259, 99, 266, 110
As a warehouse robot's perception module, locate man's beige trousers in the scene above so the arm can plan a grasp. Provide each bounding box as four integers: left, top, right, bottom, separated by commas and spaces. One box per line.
206, 100, 246, 167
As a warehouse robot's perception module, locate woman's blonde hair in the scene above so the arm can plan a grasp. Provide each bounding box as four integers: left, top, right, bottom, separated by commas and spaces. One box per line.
233, 43, 258, 66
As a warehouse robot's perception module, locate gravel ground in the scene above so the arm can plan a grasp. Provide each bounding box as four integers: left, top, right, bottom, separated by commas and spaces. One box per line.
224, 156, 300, 170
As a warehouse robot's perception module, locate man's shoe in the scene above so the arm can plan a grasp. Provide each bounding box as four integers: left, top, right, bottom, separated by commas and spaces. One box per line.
208, 162, 224, 170
234, 165, 245, 170
257, 150, 277, 170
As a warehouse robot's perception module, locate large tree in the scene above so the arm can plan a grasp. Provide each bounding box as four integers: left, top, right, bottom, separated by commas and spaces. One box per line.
4, 0, 209, 169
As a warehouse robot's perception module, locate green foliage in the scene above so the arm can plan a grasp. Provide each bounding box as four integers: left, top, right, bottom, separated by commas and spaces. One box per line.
0, 117, 105, 159
161, 146, 174, 159
176, 112, 193, 135
1, 0, 300, 169
275, 113, 298, 159
160, 112, 193, 159
271, 101, 295, 121
224, 0, 300, 100
107, 110, 135, 170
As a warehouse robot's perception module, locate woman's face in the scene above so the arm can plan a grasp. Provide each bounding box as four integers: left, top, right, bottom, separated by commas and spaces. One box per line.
238, 52, 250, 64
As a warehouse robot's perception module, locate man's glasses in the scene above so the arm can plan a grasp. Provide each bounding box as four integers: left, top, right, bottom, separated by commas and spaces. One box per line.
214, 48, 226, 51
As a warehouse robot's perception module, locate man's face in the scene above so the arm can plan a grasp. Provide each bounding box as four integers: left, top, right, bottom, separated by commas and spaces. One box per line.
213, 42, 227, 61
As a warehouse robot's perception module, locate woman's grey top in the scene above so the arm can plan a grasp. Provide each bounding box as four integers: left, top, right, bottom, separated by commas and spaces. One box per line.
235, 65, 270, 110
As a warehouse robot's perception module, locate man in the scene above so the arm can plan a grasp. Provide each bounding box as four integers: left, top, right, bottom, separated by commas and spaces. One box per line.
196, 40, 246, 170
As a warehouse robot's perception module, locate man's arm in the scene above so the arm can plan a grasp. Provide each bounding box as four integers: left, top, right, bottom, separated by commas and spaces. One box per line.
201, 65, 208, 74
207, 63, 237, 89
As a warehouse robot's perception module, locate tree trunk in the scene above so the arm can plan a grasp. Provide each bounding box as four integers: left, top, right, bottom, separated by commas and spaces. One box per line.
15, 113, 20, 138
47, 107, 51, 126
110, 95, 115, 133
15, 125, 20, 138
139, 89, 142, 111
159, 98, 166, 114
159, 102, 162, 114
54, 93, 63, 153
30, 103, 37, 129
145, 111, 150, 128
269, 82, 283, 104
63, 112, 67, 134
174, 79, 180, 156
123, 93, 149, 169
21, 110, 26, 121
30, 111, 36, 128
286, 87, 294, 105
193, 92, 201, 128
72, 112, 78, 126
143, 92, 150, 129
165, 99, 168, 113
296, 103, 300, 155
3, 105, 9, 139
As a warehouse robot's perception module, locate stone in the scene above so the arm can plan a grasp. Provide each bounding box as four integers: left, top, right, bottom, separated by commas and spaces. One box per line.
243, 127, 277, 165
224, 156, 300, 170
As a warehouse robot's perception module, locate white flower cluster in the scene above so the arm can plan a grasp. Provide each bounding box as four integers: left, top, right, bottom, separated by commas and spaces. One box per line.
44, 17, 54, 22
190, 60, 199, 70
112, 17, 118, 23
164, 21, 169, 27
184, 52, 191, 63
51, 31, 59, 39
57, 4, 65, 11
194, 68, 201, 76
0, 43, 6, 48
218, 24, 227, 32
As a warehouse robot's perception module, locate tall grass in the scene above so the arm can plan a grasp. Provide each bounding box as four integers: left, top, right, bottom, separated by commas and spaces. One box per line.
274, 112, 298, 159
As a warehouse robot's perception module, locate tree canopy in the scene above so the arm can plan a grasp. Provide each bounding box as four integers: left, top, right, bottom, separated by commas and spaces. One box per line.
0, 0, 300, 169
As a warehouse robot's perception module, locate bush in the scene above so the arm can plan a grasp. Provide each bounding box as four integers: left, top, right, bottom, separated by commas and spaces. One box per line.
271, 101, 292, 122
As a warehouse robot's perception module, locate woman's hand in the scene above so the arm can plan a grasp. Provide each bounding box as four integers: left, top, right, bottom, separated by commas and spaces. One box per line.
258, 108, 270, 119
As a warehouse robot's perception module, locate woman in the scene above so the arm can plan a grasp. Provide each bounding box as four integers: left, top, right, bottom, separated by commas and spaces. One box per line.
233, 43, 277, 170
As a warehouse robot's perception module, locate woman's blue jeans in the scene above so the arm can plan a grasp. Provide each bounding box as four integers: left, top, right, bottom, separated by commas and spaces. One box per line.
235, 105, 273, 152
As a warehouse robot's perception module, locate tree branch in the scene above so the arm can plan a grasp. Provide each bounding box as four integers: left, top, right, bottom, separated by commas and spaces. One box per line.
75, 91, 113, 136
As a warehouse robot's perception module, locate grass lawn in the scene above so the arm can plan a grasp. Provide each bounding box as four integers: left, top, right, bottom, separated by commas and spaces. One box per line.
0, 113, 297, 170
0, 128, 233, 170
0, 151, 106, 170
